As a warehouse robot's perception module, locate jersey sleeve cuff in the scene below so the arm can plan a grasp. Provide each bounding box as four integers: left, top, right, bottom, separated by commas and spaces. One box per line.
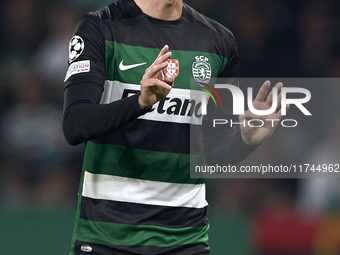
235, 130, 259, 154
132, 93, 152, 115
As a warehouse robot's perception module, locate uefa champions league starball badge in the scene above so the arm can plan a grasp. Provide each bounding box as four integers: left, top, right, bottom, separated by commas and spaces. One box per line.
69, 35, 85, 62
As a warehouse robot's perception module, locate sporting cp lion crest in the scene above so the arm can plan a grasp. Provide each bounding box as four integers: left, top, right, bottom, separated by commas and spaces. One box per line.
164, 59, 179, 77
192, 56, 212, 86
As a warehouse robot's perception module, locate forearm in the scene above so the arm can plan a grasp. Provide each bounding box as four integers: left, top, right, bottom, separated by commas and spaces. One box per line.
203, 127, 258, 166
202, 87, 258, 165
62, 83, 146, 145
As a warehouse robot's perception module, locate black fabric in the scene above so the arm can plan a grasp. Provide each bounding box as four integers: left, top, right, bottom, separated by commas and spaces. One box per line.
74, 241, 210, 255
65, 14, 106, 85
62, 83, 146, 145
203, 88, 258, 165
80, 197, 208, 228
91, 118, 202, 154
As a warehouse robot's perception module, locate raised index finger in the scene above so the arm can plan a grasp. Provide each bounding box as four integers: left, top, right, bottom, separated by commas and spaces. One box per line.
152, 49, 172, 68
144, 62, 168, 78
156, 45, 169, 59
145, 47, 172, 75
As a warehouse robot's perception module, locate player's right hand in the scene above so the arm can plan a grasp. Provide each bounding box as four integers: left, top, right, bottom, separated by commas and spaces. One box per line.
138, 45, 175, 110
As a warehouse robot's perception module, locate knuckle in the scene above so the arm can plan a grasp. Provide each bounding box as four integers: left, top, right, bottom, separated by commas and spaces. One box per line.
140, 78, 147, 86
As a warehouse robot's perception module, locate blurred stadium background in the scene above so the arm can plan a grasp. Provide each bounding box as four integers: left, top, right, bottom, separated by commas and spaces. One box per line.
1, 0, 340, 254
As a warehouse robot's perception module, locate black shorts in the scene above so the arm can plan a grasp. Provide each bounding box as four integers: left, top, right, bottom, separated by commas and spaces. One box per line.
74, 241, 210, 255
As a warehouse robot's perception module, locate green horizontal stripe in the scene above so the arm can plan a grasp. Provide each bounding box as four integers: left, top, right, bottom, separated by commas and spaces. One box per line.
77, 218, 209, 247
83, 142, 205, 184
105, 41, 228, 89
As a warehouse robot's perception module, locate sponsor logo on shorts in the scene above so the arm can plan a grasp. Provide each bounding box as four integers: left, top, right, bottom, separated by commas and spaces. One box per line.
80, 244, 92, 253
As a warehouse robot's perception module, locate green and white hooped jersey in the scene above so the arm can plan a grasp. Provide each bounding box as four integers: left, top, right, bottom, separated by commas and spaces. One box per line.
65, 0, 238, 254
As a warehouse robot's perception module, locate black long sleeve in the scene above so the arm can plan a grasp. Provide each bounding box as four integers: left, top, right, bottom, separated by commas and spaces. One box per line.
62, 13, 150, 146
202, 88, 258, 166
62, 82, 147, 145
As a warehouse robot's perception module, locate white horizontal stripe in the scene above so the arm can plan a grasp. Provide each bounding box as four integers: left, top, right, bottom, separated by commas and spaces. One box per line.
82, 171, 208, 209
100, 80, 207, 125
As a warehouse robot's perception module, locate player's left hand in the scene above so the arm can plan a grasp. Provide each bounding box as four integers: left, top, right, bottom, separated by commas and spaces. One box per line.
239, 80, 290, 146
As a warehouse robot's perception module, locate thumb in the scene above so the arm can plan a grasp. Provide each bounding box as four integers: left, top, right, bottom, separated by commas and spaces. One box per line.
164, 74, 175, 87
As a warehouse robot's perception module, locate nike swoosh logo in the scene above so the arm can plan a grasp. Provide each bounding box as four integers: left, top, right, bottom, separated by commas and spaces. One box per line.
119, 60, 147, 71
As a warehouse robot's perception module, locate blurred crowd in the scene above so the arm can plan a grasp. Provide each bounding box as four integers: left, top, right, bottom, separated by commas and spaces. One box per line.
1, 0, 340, 253
0, 0, 113, 209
